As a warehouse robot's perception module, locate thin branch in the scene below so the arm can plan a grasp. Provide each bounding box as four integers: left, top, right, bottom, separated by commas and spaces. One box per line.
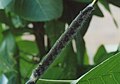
39, 79, 74, 83
33, 22, 46, 59
26, 0, 98, 84
14, 47, 21, 84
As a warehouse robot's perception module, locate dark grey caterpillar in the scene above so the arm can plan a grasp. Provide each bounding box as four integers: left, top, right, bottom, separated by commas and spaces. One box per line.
26, 0, 98, 84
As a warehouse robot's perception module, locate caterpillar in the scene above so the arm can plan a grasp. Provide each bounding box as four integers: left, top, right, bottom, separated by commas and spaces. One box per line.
26, 0, 98, 84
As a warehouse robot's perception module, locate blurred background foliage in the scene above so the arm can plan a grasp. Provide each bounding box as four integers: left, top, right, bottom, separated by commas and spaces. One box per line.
0, 0, 120, 84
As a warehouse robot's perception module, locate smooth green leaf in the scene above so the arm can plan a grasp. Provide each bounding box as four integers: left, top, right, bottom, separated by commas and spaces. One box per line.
94, 45, 117, 64
93, 5, 104, 17
14, 0, 63, 21
108, 0, 120, 7
17, 40, 38, 55
17, 40, 38, 83
94, 45, 107, 64
96, 52, 117, 65
0, 24, 3, 43
10, 13, 24, 28
0, 0, 12, 9
3, 31, 16, 54
83, 52, 89, 65
0, 30, 16, 74
75, 34, 89, 65
76, 52, 120, 84
20, 57, 36, 83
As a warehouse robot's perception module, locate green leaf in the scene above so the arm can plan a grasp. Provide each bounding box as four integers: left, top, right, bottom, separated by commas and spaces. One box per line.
17, 40, 38, 55
0, 0, 12, 9
93, 5, 104, 17
10, 13, 24, 28
94, 45, 117, 64
94, 45, 107, 64
0, 24, 3, 43
3, 31, 16, 54
17, 40, 38, 83
0, 30, 16, 74
108, 0, 120, 7
20, 57, 36, 83
97, 52, 117, 64
75, 33, 89, 65
14, 0, 63, 21
75, 52, 120, 84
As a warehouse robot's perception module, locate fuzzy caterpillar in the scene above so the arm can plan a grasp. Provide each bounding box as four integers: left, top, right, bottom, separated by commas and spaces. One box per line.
26, 0, 98, 84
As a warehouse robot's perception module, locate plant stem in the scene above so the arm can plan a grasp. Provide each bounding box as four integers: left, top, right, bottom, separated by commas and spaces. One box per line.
15, 47, 21, 84
39, 79, 74, 83
33, 22, 46, 59
26, 0, 98, 84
